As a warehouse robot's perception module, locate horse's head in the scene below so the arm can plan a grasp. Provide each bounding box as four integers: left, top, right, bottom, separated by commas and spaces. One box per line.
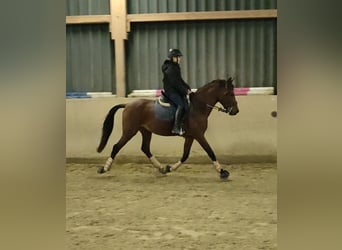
217, 78, 239, 116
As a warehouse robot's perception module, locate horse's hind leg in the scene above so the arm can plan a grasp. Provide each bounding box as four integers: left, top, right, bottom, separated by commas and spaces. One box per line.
166, 137, 194, 172
139, 128, 163, 172
139, 128, 152, 158
98, 129, 138, 174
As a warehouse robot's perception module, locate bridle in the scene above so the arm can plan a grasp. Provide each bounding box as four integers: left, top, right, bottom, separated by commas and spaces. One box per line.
189, 79, 235, 114
205, 80, 235, 114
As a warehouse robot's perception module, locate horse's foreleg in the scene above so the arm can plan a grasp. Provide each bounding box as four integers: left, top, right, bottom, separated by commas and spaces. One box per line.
168, 137, 194, 172
196, 136, 229, 179
139, 128, 163, 171
196, 136, 219, 169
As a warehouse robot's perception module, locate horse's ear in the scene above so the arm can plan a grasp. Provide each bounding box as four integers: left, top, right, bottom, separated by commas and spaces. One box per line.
227, 77, 234, 83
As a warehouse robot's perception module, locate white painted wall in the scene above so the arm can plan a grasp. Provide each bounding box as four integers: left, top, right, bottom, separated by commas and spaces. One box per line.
66, 96, 277, 163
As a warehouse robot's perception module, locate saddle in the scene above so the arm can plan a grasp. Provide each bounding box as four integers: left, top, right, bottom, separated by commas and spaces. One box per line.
158, 90, 183, 107
155, 91, 190, 122
154, 91, 177, 121
158, 95, 171, 107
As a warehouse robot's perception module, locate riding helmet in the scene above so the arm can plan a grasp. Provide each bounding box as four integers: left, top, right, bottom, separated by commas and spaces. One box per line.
168, 48, 183, 58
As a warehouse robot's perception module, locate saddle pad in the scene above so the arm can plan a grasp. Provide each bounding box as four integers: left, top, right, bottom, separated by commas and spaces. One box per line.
154, 101, 175, 121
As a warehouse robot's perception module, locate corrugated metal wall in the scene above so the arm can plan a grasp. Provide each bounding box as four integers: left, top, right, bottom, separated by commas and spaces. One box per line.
66, 0, 277, 94
127, 0, 277, 13
127, 19, 276, 92
67, 0, 109, 15
66, 24, 115, 92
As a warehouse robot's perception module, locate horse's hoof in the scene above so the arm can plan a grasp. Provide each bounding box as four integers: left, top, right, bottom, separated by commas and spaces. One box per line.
165, 165, 172, 173
159, 165, 171, 174
97, 166, 106, 174
220, 169, 230, 179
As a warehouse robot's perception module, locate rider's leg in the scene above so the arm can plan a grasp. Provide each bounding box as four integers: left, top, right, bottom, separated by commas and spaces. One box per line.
172, 105, 185, 135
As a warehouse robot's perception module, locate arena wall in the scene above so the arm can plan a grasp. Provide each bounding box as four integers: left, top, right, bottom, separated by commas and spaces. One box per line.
66, 96, 277, 163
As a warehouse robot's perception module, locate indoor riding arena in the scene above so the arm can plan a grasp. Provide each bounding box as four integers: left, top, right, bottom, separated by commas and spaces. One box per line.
66, 1, 277, 249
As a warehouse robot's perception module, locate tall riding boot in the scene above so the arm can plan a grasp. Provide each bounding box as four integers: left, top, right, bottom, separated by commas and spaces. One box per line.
172, 106, 185, 135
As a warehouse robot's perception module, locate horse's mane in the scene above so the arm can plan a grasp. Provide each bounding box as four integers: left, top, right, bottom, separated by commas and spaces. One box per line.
196, 79, 227, 94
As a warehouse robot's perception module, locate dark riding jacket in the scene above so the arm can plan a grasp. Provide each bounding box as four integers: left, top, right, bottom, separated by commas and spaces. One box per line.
162, 60, 191, 97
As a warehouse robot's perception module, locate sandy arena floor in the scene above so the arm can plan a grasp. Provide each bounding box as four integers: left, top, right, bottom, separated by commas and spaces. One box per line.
66, 162, 277, 250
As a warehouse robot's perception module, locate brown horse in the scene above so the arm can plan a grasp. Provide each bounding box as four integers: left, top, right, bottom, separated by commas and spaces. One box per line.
97, 78, 239, 179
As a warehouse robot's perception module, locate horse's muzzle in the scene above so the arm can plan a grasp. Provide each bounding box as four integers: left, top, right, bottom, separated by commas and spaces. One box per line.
228, 106, 239, 116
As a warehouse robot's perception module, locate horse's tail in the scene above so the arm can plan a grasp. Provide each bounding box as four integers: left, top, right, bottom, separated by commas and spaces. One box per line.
97, 104, 126, 153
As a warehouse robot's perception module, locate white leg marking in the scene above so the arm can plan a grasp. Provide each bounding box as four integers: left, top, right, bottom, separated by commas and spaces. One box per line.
171, 161, 182, 171
213, 161, 222, 173
104, 157, 113, 172
150, 156, 162, 169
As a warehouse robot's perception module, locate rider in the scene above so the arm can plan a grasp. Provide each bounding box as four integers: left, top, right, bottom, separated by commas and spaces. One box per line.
162, 48, 192, 135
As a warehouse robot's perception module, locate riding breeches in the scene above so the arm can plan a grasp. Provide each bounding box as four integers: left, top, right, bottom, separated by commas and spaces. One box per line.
168, 93, 188, 109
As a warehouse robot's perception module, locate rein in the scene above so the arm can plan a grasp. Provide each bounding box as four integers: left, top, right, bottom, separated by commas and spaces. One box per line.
206, 104, 232, 114
190, 92, 232, 114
